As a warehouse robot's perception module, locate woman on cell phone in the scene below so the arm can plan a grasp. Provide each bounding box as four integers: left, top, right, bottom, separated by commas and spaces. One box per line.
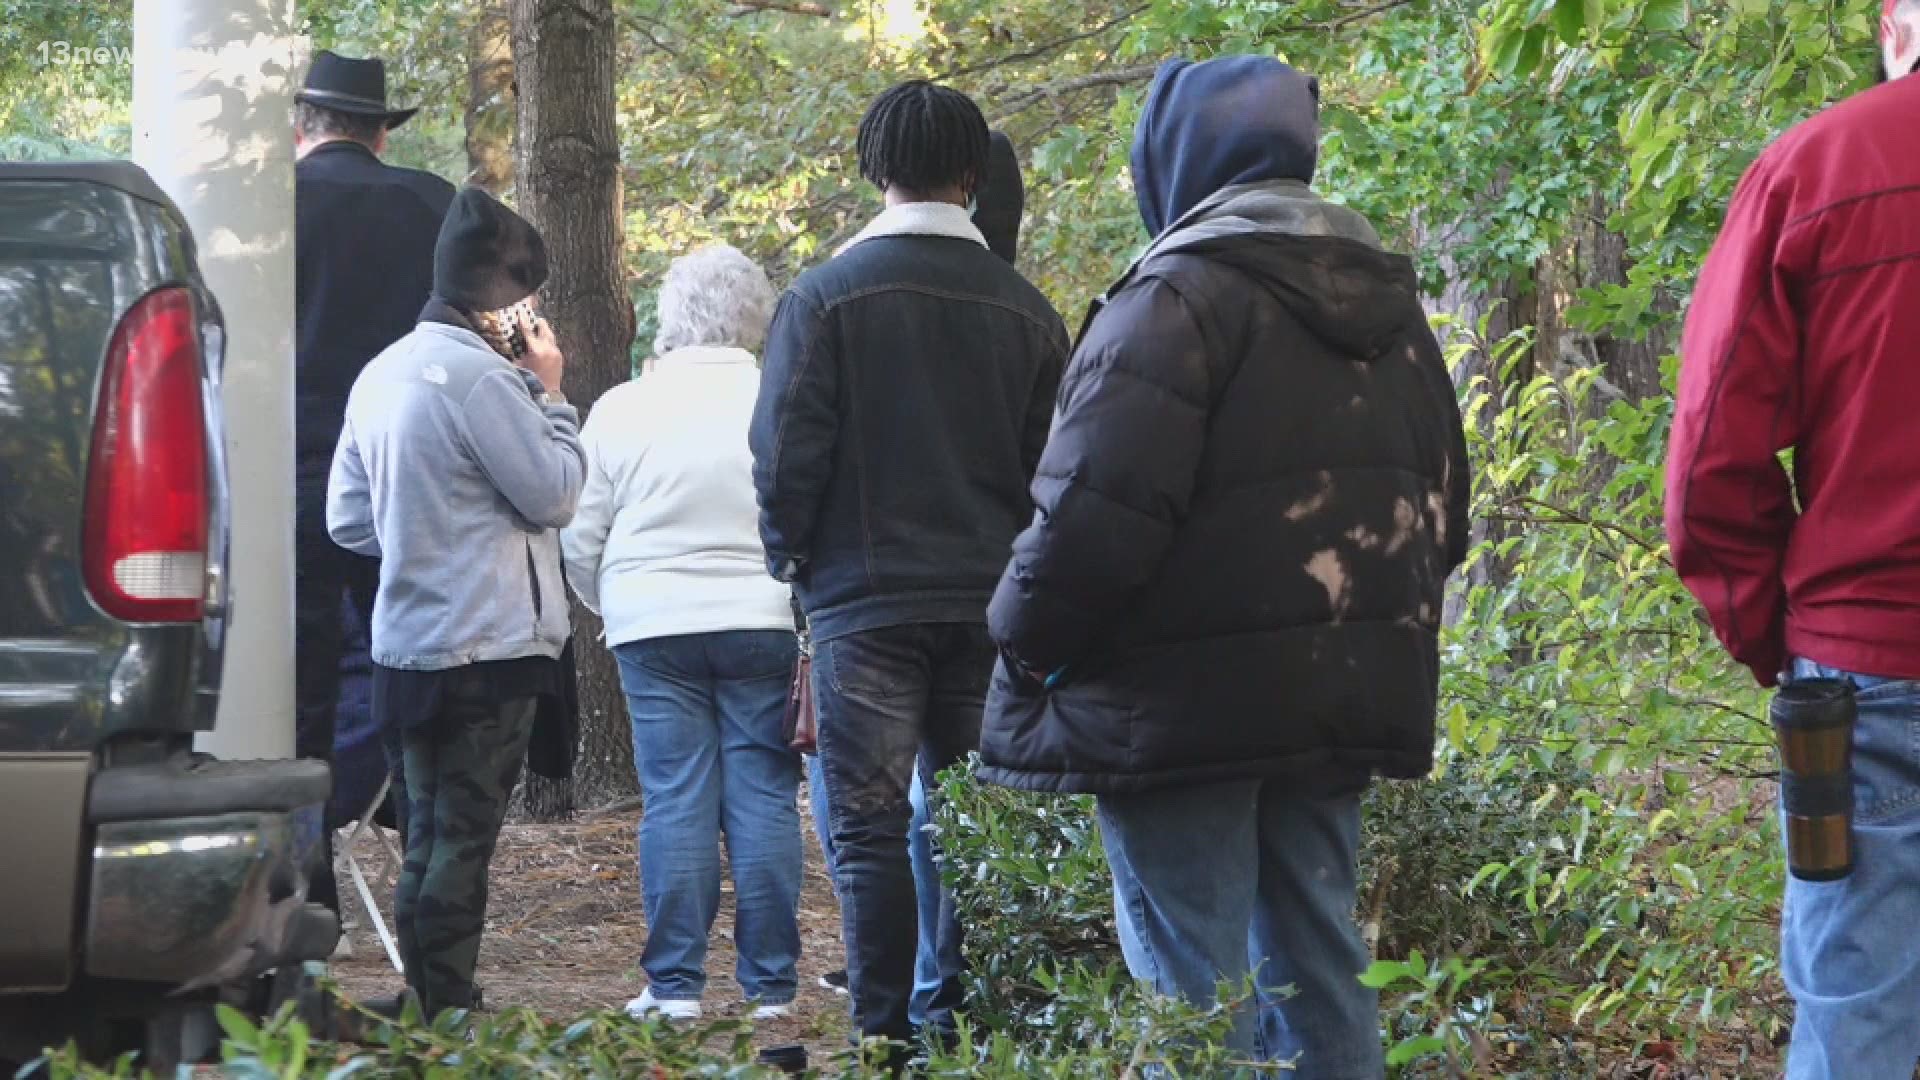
326, 186, 585, 1020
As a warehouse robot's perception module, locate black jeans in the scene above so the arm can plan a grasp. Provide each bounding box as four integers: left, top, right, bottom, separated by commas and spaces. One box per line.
812, 622, 993, 1045
294, 474, 379, 914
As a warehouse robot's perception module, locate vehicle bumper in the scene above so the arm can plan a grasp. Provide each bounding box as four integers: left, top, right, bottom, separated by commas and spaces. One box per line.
0, 754, 91, 992
84, 806, 334, 989
0, 751, 337, 996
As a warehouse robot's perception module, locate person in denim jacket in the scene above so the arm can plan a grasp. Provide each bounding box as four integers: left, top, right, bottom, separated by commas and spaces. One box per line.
750, 82, 1069, 1054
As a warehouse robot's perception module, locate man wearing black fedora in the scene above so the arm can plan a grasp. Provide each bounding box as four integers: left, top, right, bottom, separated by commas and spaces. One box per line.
294, 49, 455, 927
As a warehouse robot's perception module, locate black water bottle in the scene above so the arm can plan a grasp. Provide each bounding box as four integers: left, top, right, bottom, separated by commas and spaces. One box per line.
1771, 677, 1857, 882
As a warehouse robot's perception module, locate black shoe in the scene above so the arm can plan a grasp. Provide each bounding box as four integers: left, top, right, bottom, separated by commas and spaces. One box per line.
358, 990, 419, 1022
817, 969, 850, 996
337, 989, 418, 1041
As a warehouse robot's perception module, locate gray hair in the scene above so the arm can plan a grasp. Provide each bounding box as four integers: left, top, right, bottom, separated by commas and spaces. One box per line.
653, 244, 778, 356
294, 102, 384, 146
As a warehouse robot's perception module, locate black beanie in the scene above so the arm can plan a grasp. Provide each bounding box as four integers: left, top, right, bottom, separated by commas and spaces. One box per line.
974, 130, 1025, 265
433, 187, 549, 312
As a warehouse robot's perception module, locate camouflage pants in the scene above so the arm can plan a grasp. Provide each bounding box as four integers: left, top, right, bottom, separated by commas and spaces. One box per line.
394, 675, 535, 1016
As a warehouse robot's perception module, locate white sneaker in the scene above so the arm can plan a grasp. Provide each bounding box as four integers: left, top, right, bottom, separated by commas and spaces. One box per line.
625, 987, 702, 1022
749, 1002, 794, 1021
330, 933, 355, 961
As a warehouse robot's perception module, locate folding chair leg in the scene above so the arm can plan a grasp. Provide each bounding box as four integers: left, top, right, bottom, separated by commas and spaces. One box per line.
340, 775, 406, 975
343, 838, 405, 974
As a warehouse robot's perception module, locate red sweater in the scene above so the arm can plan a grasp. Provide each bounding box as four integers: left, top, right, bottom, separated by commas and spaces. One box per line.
1669, 75, 1920, 687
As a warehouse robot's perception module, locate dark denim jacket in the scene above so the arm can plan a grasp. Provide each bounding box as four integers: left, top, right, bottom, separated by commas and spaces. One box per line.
750, 211, 1069, 643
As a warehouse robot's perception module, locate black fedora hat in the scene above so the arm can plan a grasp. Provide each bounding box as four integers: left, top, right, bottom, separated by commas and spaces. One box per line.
296, 50, 419, 129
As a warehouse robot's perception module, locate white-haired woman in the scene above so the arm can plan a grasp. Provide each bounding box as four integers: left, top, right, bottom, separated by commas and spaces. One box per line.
562, 245, 801, 1022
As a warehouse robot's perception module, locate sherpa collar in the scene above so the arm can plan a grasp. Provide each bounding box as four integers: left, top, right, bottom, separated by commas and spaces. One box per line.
836, 201, 988, 257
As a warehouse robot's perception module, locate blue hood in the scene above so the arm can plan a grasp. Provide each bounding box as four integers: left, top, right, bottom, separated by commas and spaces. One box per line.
1130, 56, 1321, 237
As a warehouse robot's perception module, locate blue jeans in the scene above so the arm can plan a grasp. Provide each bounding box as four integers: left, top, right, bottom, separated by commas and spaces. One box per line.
1097, 778, 1383, 1077
615, 630, 803, 1004
1781, 659, 1920, 1079
808, 753, 950, 1025
812, 622, 991, 1043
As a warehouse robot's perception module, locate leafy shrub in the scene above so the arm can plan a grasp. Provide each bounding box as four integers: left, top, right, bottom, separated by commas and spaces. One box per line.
1359, 326, 1784, 1072
931, 768, 1293, 1075
930, 767, 1118, 1021
934, 967, 1268, 1078
29, 983, 1269, 1080
35, 1000, 785, 1080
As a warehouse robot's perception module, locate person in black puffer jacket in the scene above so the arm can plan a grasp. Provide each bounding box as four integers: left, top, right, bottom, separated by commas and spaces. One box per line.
981, 57, 1469, 1077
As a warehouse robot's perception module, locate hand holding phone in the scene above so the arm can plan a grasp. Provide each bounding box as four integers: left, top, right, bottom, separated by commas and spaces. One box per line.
503, 300, 534, 358
516, 305, 566, 399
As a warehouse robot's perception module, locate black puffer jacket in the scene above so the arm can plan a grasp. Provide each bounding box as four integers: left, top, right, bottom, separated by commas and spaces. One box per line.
979, 181, 1470, 794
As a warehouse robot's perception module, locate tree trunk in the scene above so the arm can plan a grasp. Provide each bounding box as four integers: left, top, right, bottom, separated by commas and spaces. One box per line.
1417, 189, 1539, 629
464, 2, 514, 194
1576, 193, 1672, 404
510, 0, 637, 816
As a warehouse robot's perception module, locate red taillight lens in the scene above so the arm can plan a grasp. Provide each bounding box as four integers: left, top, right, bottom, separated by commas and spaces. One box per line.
82, 287, 209, 623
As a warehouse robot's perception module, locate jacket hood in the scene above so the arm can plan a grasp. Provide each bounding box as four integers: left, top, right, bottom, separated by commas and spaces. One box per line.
1140, 181, 1420, 361
1131, 56, 1320, 238
976, 130, 1025, 264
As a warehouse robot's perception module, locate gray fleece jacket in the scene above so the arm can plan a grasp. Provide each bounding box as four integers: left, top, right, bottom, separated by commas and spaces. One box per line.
327, 321, 585, 670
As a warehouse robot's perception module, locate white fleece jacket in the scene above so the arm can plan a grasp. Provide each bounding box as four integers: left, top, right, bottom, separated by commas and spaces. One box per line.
560, 345, 792, 647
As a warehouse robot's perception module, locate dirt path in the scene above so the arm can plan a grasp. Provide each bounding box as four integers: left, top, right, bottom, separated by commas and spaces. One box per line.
328, 798, 1781, 1076
329, 795, 851, 1059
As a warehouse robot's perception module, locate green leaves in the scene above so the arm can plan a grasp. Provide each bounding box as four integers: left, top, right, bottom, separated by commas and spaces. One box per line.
1641, 0, 1687, 32
1387, 1034, 1450, 1067
1484, 20, 1554, 78
1419, 316, 1779, 1056
214, 1004, 261, 1047
1553, 0, 1607, 45
211, 1003, 316, 1080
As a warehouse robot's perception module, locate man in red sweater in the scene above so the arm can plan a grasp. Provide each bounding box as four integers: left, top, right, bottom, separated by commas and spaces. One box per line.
1667, 5, 1920, 1075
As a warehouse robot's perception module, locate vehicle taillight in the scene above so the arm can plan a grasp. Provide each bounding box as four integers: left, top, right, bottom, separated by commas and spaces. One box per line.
82, 287, 209, 623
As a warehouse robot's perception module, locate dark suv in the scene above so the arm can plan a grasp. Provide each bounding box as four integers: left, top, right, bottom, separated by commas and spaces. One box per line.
0, 162, 335, 1068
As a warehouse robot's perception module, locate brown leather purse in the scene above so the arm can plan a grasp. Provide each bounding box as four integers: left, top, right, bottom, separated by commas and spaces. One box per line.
781, 596, 816, 754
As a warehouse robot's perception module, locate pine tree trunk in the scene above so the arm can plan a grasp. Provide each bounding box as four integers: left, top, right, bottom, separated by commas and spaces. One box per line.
509, 0, 637, 816
464, 2, 514, 194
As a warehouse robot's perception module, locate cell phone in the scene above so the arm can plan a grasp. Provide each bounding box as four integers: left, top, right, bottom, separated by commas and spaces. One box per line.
476, 301, 536, 362
504, 300, 535, 359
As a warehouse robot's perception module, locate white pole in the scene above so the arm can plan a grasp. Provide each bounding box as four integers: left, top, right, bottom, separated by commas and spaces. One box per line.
132, 0, 298, 760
